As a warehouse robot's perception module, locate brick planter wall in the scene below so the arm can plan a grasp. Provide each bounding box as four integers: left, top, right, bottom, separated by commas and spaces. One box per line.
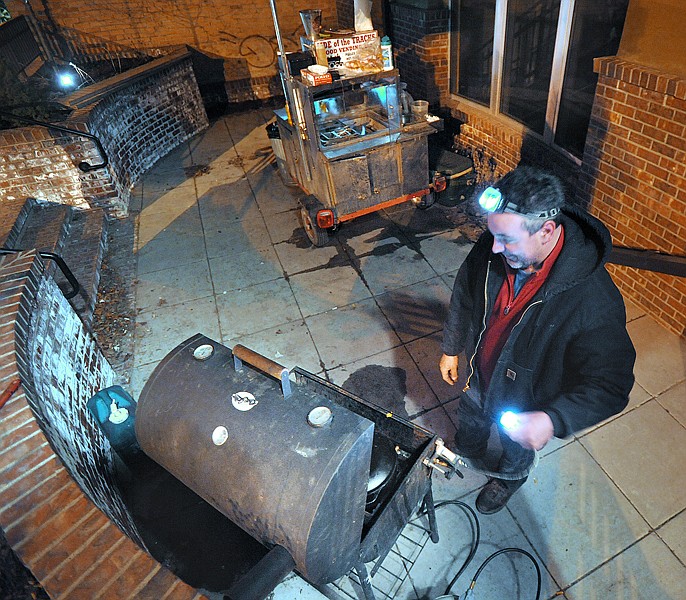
578, 57, 686, 337
0, 124, 117, 212
0, 50, 208, 219
67, 50, 209, 215
0, 251, 203, 599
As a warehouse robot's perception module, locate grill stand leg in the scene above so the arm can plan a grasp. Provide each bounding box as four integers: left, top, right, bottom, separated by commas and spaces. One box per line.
354, 559, 376, 600
423, 486, 440, 544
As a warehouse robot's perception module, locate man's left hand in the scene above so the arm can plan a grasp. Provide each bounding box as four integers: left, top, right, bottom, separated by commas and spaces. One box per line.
503, 411, 554, 451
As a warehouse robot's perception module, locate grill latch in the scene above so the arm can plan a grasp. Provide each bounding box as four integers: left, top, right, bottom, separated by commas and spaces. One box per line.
424, 438, 464, 479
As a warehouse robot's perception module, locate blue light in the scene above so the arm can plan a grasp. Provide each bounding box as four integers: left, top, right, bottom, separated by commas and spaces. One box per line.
57, 72, 76, 88
499, 410, 520, 431
478, 186, 502, 212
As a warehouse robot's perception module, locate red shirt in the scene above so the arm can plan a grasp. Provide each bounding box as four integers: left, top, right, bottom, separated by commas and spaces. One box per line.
477, 226, 565, 391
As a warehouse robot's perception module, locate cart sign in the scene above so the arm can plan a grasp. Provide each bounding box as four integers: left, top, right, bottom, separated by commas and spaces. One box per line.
314, 31, 382, 72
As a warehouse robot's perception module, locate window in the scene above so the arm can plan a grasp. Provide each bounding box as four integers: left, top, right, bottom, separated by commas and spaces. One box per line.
450, 0, 629, 158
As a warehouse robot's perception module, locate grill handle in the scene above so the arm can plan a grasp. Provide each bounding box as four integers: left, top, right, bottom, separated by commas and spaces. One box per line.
232, 344, 292, 398
225, 544, 296, 600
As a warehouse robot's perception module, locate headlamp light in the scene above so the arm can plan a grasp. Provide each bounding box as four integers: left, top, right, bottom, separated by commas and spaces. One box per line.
478, 186, 561, 219
479, 187, 504, 212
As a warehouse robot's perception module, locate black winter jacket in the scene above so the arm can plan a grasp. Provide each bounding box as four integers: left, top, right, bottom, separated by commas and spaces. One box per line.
442, 205, 636, 438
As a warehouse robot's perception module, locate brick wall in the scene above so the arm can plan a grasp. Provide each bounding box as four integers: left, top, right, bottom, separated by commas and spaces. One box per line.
389, 1, 450, 106
450, 109, 523, 183
578, 57, 686, 337
0, 250, 203, 599
0, 51, 208, 218
0, 125, 116, 211
7, 0, 338, 103
448, 106, 582, 199
69, 50, 209, 214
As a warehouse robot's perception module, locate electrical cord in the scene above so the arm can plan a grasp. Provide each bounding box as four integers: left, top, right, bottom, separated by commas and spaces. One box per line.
417, 499, 541, 599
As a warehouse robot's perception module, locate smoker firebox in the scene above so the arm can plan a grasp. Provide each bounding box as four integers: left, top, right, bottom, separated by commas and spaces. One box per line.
135, 334, 443, 600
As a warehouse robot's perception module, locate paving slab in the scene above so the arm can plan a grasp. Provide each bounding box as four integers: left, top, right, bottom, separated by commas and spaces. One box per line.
304, 298, 402, 370
506, 441, 649, 590
579, 399, 686, 528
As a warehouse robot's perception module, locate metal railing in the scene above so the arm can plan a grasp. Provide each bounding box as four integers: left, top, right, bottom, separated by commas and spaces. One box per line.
0, 248, 80, 299
0, 110, 108, 171
609, 246, 686, 278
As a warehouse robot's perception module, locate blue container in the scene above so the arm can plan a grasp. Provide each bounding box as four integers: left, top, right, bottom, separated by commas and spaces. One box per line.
87, 385, 139, 458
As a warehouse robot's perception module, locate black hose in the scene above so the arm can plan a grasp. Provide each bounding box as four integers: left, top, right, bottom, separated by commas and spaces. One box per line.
433, 500, 480, 596
420, 499, 542, 599
467, 547, 541, 600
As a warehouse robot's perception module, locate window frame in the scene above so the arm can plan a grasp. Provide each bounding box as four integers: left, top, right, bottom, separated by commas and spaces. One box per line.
450, 0, 583, 163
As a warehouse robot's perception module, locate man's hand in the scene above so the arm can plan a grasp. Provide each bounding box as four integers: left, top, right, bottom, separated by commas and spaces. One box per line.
503, 411, 554, 451
439, 354, 459, 385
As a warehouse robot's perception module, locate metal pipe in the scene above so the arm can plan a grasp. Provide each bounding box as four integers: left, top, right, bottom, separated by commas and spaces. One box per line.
267, 0, 312, 181
225, 545, 296, 600
0, 248, 81, 299
609, 246, 686, 278
268, 0, 290, 81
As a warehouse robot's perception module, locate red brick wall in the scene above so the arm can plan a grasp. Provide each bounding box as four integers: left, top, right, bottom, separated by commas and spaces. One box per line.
0, 250, 204, 599
7, 0, 338, 102
0, 125, 114, 211
76, 52, 209, 210
389, 2, 450, 106
450, 108, 523, 183
578, 57, 686, 337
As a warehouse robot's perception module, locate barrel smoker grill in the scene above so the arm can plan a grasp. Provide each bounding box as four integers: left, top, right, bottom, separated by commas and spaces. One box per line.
135, 334, 446, 600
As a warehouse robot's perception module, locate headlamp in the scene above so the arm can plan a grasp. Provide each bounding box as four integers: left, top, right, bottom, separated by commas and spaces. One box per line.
478, 186, 561, 219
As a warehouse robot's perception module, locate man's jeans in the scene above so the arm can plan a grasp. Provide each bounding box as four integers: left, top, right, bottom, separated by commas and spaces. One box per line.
453, 393, 534, 479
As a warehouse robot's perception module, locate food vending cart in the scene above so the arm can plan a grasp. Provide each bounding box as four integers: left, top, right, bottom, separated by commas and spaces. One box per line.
268, 3, 443, 246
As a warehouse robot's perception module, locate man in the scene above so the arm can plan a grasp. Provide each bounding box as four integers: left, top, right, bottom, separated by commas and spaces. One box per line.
440, 165, 635, 514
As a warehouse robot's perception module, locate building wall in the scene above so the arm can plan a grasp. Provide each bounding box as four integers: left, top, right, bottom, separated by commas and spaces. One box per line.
0, 250, 202, 599
6, 0, 338, 101
619, 0, 686, 80
578, 57, 686, 337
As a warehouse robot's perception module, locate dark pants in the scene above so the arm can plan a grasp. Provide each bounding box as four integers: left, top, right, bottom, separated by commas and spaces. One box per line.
453, 393, 533, 484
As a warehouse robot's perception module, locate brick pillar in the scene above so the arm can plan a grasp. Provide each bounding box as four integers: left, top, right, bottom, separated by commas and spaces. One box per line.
578, 57, 686, 337
388, 0, 449, 107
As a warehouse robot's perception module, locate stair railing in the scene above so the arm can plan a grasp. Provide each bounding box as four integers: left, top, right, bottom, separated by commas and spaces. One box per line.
0, 248, 80, 299
0, 110, 108, 172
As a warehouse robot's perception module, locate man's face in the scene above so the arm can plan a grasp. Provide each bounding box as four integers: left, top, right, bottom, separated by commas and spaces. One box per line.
487, 212, 547, 272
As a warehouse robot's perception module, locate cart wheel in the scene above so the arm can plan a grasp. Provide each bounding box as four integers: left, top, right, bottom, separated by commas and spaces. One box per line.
300, 206, 329, 247
416, 192, 436, 210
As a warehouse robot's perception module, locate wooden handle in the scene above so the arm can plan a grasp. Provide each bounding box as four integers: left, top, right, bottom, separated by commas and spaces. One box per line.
232, 344, 287, 380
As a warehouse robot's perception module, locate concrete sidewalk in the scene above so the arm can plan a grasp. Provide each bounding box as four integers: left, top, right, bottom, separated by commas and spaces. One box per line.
128, 109, 686, 600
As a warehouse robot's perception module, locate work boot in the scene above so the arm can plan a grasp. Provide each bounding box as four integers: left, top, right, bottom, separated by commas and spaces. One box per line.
475, 477, 525, 515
